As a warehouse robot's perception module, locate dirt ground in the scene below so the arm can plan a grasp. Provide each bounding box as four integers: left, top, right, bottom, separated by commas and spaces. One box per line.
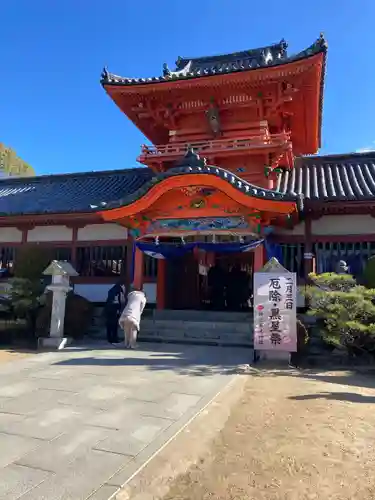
121, 367, 375, 500
0, 348, 34, 364
161, 368, 375, 500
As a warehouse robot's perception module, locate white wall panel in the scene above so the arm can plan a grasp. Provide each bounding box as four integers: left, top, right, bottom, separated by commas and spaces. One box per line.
77, 224, 128, 241
0, 227, 22, 243
27, 226, 73, 242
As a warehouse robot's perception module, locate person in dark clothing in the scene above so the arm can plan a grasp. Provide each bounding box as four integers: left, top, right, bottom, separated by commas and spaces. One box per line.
104, 282, 126, 344
227, 263, 250, 311
207, 260, 227, 310
289, 319, 309, 368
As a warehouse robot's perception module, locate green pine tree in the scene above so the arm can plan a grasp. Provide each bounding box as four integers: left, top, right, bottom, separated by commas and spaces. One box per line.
305, 272, 375, 358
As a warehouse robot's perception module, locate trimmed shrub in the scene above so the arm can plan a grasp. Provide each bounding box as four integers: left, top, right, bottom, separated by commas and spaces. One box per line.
304, 272, 375, 359
35, 291, 93, 339
363, 255, 375, 289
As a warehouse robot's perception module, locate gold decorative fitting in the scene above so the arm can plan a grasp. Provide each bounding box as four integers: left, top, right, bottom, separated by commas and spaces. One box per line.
190, 199, 205, 209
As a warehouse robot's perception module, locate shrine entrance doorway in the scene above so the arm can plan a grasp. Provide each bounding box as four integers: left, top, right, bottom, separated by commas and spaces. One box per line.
164, 248, 256, 311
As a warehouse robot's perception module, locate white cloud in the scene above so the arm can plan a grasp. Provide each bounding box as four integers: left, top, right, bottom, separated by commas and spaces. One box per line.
356, 141, 375, 153
356, 148, 373, 153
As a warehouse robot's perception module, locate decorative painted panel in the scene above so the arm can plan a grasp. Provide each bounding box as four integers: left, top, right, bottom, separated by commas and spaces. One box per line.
145, 216, 257, 233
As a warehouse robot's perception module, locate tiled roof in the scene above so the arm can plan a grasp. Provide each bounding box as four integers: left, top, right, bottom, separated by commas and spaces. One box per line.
275, 152, 375, 202
173, 40, 288, 74
0, 168, 154, 216
0, 151, 298, 217
4, 150, 374, 217
101, 35, 327, 86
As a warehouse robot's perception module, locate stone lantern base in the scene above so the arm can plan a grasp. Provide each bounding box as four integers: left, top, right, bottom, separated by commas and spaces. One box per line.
38, 337, 73, 351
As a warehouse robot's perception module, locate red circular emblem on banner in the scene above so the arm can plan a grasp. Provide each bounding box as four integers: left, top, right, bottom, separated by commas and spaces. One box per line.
257, 305, 264, 311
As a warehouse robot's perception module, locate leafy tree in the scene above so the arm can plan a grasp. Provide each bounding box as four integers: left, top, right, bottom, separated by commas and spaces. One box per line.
9, 247, 53, 334
304, 272, 375, 358
9, 278, 44, 319
13, 246, 53, 281
363, 255, 375, 289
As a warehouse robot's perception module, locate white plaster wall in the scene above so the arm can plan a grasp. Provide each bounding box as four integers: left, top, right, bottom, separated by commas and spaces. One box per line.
297, 289, 305, 308
274, 222, 305, 236
311, 214, 375, 235
77, 224, 128, 241
27, 226, 73, 242
0, 281, 12, 298
143, 283, 157, 303
274, 215, 375, 237
74, 282, 156, 303
74, 284, 115, 303
0, 227, 22, 243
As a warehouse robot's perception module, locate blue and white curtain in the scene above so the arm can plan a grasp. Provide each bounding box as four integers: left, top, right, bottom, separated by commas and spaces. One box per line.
135, 239, 265, 260
198, 240, 264, 254
264, 241, 284, 265
135, 242, 195, 260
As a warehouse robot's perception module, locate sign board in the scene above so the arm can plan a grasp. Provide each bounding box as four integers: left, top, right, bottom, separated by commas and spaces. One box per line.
253, 271, 297, 352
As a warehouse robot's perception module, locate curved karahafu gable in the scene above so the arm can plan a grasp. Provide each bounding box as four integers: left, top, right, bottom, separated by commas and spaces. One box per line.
102, 163, 299, 213
98, 150, 300, 224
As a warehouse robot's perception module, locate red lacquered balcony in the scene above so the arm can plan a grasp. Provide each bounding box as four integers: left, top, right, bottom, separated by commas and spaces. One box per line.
137, 132, 291, 167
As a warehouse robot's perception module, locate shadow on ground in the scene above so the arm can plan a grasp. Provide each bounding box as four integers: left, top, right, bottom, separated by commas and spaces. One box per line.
53, 342, 253, 377
290, 392, 375, 403
52, 342, 375, 389
248, 364, 375, 391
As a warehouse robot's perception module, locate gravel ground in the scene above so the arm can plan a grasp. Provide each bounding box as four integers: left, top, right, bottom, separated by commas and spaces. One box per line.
159, 367, 375, 500
0, 348, 35, 364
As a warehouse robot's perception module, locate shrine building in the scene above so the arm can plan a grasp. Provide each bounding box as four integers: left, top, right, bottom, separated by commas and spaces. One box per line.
1, 34, 375, 307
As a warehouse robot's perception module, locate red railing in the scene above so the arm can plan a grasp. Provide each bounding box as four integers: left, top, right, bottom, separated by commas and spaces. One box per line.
138, 133, 291, 163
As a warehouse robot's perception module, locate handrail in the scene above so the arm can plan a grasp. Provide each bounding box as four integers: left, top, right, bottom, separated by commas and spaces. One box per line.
140, 133, 290, 157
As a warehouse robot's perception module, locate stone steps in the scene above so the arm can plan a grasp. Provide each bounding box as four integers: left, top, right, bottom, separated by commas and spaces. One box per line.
138, 331, 252, 347
153, 309, 252, 323
139, 316, 253, 347
141, 319, 251, 334
88, 307, 253, 348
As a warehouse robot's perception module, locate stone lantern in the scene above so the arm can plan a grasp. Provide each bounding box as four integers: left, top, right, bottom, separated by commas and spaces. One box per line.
39, 260, 79, 350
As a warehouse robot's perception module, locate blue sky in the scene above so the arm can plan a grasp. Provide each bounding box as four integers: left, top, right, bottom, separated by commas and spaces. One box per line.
1, 0, 374, 175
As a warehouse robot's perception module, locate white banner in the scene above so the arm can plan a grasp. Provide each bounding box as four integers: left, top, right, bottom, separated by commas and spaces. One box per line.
253, 272, 297, 352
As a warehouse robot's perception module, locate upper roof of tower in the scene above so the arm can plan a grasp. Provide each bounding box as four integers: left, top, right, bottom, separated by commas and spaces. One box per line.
101, 36, 327, 153
101, 35, 327, 86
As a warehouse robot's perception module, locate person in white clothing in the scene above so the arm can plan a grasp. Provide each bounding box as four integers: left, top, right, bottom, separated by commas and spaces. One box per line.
119, 287, 147, 349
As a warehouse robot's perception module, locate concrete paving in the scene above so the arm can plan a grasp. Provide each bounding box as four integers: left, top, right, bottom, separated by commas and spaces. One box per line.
0, 342, 251, 499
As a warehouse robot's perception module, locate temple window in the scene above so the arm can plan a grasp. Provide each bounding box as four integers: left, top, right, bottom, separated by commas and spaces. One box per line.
313, 242, 375, 277
52, 247, 72, 262
144, 254, 157, 279
279, 243, 305, 275
76, 245, 127, 277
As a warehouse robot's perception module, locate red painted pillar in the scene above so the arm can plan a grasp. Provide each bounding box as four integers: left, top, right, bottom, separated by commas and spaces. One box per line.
304, 216, 315, 278
253, 243, 265, 272
133, 247, 144, 290
157, 259, 167, 309
207, 252, 215, 267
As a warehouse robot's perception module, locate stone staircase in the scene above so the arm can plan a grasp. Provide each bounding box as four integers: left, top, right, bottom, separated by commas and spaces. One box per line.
88, 307, 253, 348
139, 309, 253, 348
